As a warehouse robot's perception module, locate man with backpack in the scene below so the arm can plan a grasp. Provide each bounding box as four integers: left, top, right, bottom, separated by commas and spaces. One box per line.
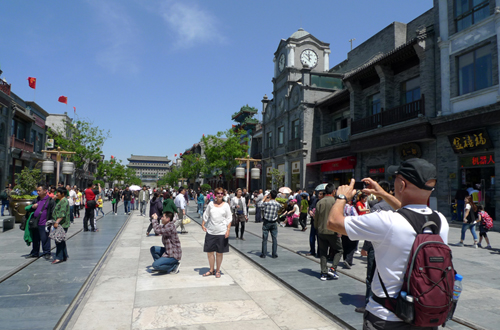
328, 158, 452, 329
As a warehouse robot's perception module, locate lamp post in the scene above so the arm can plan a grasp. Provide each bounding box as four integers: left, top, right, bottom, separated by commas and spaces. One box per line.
235, 155, 262, 192
41, 147, 76, 187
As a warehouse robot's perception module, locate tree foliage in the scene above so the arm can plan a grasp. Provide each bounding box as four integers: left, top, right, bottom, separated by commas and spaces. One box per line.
159, 166, 181, 188
11, 167, 41, 199
269, 168, 285, 189
96, 157, 141, 187
201, 129, 249, 185
179, 153, 206, 183
47, 119, 111, 181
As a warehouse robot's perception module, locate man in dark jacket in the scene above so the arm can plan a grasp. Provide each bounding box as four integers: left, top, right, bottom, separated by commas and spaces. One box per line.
27, 185, 56, 259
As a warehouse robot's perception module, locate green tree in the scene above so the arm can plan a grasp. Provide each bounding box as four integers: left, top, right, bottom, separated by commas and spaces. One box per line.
269, 168, 285, 189
161, 166, 181, 188
201, 129, 249, 187
180, 153, 207, 185
48, 119, 111, 182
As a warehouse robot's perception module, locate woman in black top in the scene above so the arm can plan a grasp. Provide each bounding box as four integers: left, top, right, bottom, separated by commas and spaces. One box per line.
112, 187, 121, 215
458, 196, 480, 247
147, 192, 163, 236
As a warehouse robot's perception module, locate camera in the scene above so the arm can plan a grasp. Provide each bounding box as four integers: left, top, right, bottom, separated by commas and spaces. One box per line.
353, 181, 366, 190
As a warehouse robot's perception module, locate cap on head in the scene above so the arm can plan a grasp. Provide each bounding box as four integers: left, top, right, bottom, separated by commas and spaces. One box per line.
388, 158, 436, 191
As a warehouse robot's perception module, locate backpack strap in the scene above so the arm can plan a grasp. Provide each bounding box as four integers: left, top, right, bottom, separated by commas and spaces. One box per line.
397, 208, 441, 235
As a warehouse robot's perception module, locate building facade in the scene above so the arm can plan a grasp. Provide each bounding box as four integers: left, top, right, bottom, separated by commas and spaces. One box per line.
127, 155, 171, 188
0, 76, 13, 189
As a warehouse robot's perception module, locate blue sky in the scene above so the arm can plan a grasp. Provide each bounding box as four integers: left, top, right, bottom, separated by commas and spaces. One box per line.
1, 0, 432, 165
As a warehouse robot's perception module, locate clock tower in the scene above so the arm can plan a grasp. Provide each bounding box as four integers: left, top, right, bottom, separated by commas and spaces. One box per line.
262, 28, 334, 190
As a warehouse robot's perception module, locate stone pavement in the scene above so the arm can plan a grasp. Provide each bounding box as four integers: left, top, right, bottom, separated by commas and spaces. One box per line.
187, 204, 499, 330
0, 201, 129, 330
63, 209, 344, 330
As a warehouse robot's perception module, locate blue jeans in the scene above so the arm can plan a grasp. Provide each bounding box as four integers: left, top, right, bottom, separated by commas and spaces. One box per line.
457, 200, 465, 222
150, 246, 179, 272
198, 202, 204, 217
1, 199, 9, 216
124, 201, 130, 214
262, 220, 278, 257
69, 205, 74, 223
95, 207, 105, 217
461, 223, 478, 241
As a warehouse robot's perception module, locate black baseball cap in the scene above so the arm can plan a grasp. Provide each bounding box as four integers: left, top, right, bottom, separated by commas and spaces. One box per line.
387, 158, 436, 191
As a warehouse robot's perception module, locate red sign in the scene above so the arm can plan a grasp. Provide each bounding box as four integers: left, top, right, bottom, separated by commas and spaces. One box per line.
320, 156, 357, 172
368, 167, 385, 175
33, 114, 45, 129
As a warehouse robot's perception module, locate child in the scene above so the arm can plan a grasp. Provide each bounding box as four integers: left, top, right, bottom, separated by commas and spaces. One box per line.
150, 212, 182, 273
131, 194, 135, 210
96, 196, 105, 217
450, 199, 457, 222
477, 205, 492, 249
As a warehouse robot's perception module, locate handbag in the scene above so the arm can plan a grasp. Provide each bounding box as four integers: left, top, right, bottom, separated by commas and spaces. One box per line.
182, 215, 191, 225
231, 214, 237, 227
29, 199, 48, 230
87, 200, 97, 209
112, 198, 116, 204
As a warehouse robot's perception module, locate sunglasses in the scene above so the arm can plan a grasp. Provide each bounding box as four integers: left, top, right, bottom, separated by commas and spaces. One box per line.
216, 193, 224, 195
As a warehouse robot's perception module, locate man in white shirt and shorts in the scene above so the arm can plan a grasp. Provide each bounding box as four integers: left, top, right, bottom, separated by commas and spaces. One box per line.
327, 158, 449, 330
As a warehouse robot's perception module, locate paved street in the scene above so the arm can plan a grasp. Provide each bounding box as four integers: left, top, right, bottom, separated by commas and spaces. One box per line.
0, 200, 498, 329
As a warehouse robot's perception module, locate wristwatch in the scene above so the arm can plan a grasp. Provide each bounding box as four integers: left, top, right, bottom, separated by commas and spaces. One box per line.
335, 194, 347, 201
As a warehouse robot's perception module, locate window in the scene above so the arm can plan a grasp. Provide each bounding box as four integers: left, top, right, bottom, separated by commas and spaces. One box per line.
402, 77, 421, 104
458, 45, 492, 95
455, 0, 489, 32
292, 119, 300, 139
367, 93, 381, 116
267, 131, 272, 149
278, 126, 284, 145
37, 133, 43, 152
30, 130, 36, 144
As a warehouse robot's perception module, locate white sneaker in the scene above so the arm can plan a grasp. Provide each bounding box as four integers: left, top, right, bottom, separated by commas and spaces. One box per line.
115, 213, 117, 215
354, 250, 361, 255
473, 243, 478, 249
171, 262, 181, 274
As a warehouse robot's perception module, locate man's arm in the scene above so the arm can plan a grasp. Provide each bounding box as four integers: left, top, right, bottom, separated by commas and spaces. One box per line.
361, 178, 401, 210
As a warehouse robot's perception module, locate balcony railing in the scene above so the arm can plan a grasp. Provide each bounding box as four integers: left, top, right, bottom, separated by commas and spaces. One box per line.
10, 135, 34, 152
286, 138, 301, 152
0, 79, 11, 96
318, 127, 350, 148
351, 95, 425, 135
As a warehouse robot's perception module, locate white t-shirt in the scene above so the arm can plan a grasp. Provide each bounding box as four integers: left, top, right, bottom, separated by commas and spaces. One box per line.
68, 190, 77, 207
344, 204, 449, 322
293, 204, 300, 216
203, 201, 232, 235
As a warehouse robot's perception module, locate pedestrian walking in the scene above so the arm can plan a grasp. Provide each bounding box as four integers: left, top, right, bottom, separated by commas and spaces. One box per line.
231, 188, 248, 240
201, 187, 232, 278
328, 158, 450, 328
306, 190, 323, 257
197, 190, 205, 217
260, 190, 281, 258
174, 187, 188, 234
254, 189, 264, 223
139, 185, 150, 216
457, 195, 479, 247
315, 183, 342, 280
111, 187, 120, 215
51, 187, 71, 264
96, 195, 105, 217
122, 185, 132, 215
150, 212, 182, 274
477, 205, 493, 248
299, 193, 309, 231
74, 187, 82, 218
66, 185, 76, 224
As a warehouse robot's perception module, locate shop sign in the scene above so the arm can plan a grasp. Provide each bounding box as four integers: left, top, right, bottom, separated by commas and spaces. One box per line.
33, 114, 45, 129
400, 143, 422, 160
320, 156, 356, 172
460, 153, 495, 167
368, 166, 385, 175
278, 164, 285, 172
292, 161, 300, 174
448, 128, 492, 154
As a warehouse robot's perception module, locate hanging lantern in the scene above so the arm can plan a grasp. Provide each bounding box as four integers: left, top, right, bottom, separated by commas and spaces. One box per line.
62, 162, 75, 174
42, 161, 54, 173
235, 166, 245, 179
251, 167, 260, 180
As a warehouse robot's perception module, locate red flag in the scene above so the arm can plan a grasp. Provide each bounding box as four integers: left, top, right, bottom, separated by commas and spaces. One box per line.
180, 153, 183, 156
27, 77, 37, 89
175, 154, 177, 157
58, 96, 68, 104
73, 106, 76, 114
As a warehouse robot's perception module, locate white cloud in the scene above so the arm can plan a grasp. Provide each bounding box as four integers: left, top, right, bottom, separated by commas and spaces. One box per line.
88, 0, 140, 74
159, 1, 225, 49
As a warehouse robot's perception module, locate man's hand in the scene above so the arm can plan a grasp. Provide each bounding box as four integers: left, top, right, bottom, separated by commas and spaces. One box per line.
225, 229, 230, 238
336, 179, 357, 202
32, 203, 38, 209
152, 213, 158, 220
361, 178, 385, 198
53, 222, 59, 228
361, 249, 368, 257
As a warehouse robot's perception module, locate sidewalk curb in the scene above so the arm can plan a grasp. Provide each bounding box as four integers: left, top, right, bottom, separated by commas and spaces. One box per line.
54, 211, 133, 330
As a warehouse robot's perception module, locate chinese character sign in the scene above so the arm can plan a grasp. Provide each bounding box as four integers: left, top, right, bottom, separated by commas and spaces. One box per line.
448, 128, 493, 153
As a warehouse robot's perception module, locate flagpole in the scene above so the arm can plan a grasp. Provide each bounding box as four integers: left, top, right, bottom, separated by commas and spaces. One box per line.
33, 88, 36, 102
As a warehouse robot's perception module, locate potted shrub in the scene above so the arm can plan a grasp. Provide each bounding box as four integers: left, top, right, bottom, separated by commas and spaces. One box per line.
9, 167, 41, 223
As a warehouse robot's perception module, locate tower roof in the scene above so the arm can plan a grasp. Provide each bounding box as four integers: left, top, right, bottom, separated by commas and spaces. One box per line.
290, 28, 310, 39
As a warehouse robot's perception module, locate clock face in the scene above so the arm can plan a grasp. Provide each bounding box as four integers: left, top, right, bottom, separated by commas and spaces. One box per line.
300, 49, 318, 68
278, 54, 285, 72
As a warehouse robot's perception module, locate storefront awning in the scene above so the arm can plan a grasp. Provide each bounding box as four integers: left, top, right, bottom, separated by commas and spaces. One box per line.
307, 156, 357, 172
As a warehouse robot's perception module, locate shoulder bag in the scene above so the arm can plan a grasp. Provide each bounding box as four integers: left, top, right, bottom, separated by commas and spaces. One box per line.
29, 199, 48, 230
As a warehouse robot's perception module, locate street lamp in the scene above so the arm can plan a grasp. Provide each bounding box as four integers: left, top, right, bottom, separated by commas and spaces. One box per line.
41, 147, 76, 187
235, 155, 262, 192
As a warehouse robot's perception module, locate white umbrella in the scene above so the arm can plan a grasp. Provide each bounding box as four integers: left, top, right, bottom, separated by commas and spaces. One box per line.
129, 185, 141, 191
279, 187, 292, 194
315, 183, 328, 191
